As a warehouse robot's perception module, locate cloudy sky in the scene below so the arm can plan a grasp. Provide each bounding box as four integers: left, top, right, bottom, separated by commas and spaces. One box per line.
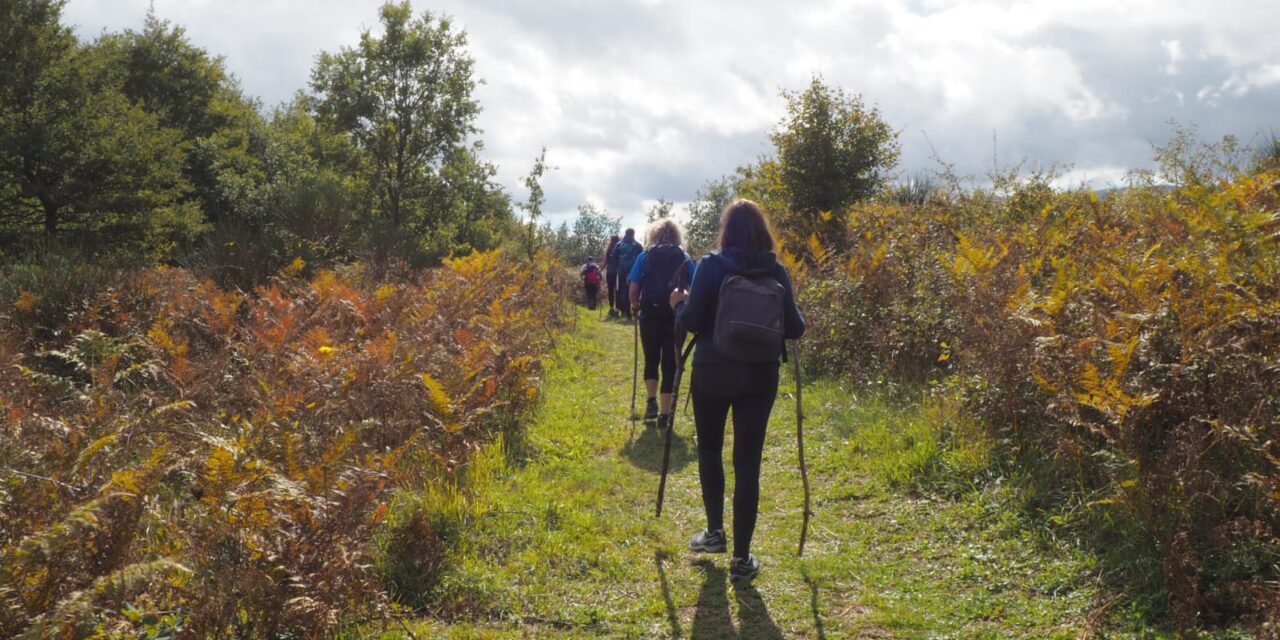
63, 0, 1280, 228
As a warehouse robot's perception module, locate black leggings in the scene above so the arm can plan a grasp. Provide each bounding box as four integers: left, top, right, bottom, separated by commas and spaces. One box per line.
639, 316, 679, 393
606, 270, 619, 310
690, 363, 779, 560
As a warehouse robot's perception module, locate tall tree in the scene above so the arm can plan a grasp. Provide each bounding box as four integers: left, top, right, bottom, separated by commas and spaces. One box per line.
569, 203, 620, 260
0, 0, 196, 253
259, 97, 367, 265
645, 198, 674, 223
425, 142, 513, 257
770, 76, 899, 250
519, 147, 551, 259
686, 176, 736, 255
95, 12, 267, 227
311, 2, 479, 241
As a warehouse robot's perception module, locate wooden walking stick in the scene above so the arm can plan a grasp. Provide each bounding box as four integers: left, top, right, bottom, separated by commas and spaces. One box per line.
657, 335, 696, 517
792, 339, 812, 557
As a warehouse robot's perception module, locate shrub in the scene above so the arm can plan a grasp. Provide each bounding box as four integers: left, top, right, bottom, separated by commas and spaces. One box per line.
0, 250, 570, 637
793, 166, 1280, 628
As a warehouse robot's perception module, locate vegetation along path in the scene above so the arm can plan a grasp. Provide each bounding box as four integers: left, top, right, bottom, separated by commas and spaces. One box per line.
405, 308, 1102, 639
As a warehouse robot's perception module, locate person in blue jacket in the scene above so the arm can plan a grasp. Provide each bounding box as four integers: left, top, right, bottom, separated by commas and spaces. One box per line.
627, 218, 696, 425
613, 229, 643, 320
668, 199, 805, 583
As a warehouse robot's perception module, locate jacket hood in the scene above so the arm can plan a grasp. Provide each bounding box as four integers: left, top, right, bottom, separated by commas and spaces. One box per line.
716, 248, 779, 276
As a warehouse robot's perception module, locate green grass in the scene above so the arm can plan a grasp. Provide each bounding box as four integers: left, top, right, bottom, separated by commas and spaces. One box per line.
375, 308, 1114, 638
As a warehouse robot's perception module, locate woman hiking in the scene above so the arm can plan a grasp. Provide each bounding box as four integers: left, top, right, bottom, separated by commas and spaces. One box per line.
669, 199, 805, 582
627, 219, 696, 426
603, 234, 621, 316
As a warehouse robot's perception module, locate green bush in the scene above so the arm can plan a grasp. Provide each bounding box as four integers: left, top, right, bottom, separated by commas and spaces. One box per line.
793, 166, 1280, 629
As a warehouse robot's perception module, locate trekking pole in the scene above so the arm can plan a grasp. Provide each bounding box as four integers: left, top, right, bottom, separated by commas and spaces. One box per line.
630, 315, 639, 422
657, 335, 696, 518
792, 339, 812, 557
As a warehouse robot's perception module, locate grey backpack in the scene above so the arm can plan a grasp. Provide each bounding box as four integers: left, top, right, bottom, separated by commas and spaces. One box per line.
713, 268, 786, 363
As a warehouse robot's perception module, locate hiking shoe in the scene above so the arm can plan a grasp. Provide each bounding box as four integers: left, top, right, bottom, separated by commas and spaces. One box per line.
644, 398, 659, 422
689, 529, 727, 553
730, 555, 761, 582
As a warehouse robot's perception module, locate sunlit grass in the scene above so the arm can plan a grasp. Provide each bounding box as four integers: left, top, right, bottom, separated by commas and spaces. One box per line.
368, 308, 1125, 638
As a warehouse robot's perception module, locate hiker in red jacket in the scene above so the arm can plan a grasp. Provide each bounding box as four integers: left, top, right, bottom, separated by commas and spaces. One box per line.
581, 256, 602, 310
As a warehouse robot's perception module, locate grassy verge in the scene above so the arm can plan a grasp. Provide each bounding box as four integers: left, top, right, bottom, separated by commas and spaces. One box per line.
379, 308, 1114, 638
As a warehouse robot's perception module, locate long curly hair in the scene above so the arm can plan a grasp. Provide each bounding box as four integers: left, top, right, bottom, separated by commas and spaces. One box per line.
646, 218, 684, 247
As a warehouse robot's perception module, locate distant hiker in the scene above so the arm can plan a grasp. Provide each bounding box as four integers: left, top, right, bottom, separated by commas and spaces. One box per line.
603, 234, 621, 316
581, 256, 602, 310
613, 228, 643, 320
628, 219, 695, 426
669, 199, 805, 583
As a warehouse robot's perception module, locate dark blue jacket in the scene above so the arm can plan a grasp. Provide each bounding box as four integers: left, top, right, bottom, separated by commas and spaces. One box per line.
613, 237, 642, 273
675, 249, 805, 366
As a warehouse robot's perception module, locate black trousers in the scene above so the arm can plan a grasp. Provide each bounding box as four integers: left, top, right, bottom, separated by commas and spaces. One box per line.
606, 269, 619, 310
584, 283, 599, 309
614, 274, 632, 319
690, 363, 779, 560
639, 315, 679, 393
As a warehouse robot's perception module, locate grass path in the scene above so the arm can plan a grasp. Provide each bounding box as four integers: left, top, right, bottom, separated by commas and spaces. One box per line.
404, 309, 1102, 639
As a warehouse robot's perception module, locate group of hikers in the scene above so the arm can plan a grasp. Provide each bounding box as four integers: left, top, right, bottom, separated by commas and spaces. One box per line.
579, 200, 805, 583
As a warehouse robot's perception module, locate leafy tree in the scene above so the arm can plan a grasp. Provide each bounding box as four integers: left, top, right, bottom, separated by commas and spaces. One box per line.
545, 220, 573, 260
184, 96, 369, 285
645, 198, 674, 223
431, 144, 514, 257
568, 203, 620, 261
94, 12, 268, 228
311, 2, 480, 254
686, 176, 735, 255
770, 76, 899, 249
262, 98, 366, 255
1150, 121, 1251, 188
0, 0, 198, 256
732, 159, 789, 237
519, 147, 551, 259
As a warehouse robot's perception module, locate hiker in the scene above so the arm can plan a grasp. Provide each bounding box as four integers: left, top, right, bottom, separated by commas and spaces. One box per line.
580, 256, 602, 310
603, 234, 621, 316
669, 199, 805, 583
613, 228, 643, 320
627, 219, 696, 425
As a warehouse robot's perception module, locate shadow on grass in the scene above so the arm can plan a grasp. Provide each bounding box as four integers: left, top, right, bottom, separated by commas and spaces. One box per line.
655, 551, 683, 638
688, 559, 784, 640
734, 580, 783, 640
691, 560, 734, 639
622, 421, 693, 474
802, 566, 827, 640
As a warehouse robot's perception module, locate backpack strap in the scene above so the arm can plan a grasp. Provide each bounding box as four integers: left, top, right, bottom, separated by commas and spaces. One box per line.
679, 332, 698, 364
670, 257, 694, 290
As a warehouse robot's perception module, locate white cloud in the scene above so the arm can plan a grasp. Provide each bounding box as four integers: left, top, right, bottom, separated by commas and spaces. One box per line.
1221, 64, 1280, 97
1162, 39, 1183, 75
61, 0, 1280, 227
